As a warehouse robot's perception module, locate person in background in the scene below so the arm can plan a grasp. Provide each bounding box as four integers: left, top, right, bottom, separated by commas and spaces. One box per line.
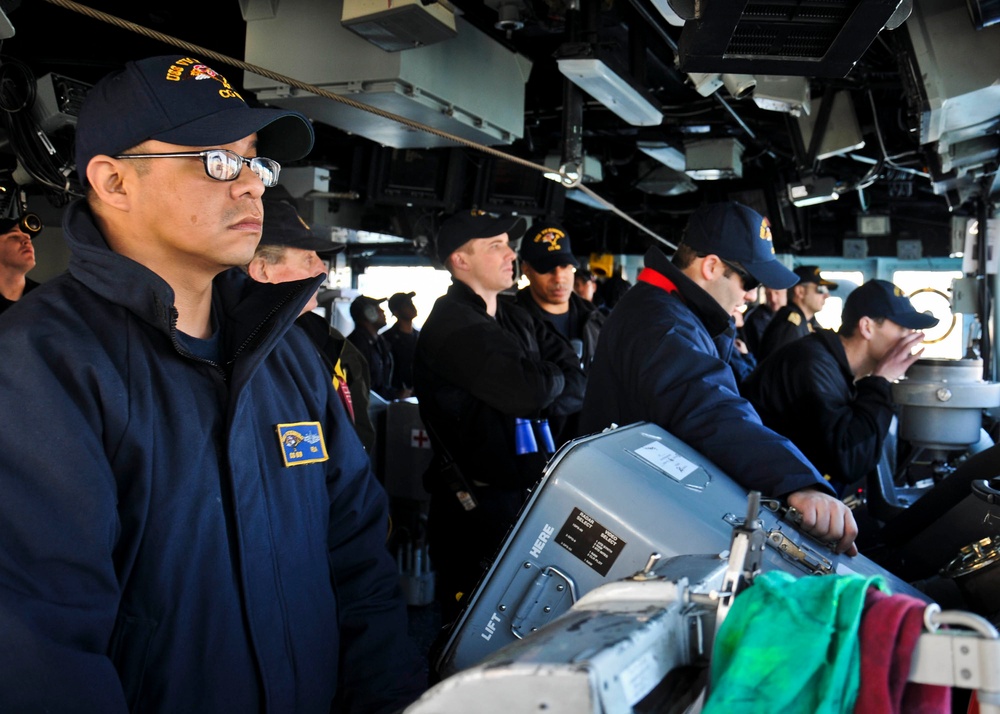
581, 202, 858, 555
515, 222, 605, 441
349, 294, 395, 401
0, 55, 425, 712
742, 285, 786, 357
384, 290, 419, 399
742, 280, 937, 492
0, 213, 43, 316
248, 198, 376, 452
414, 210, 585, 623
758, 265, 836, 360
729, 306, 757, 385
573, 268, 598, 303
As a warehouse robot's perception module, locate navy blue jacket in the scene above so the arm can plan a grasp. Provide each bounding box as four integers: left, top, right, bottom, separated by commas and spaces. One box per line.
580, 247, 832, 498
0, 202, 425, 713
414, 280, 586, 491
742, 329, 896, 487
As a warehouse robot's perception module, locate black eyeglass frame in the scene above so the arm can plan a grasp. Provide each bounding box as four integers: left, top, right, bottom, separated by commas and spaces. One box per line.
696, 253, 760, 291
718, 258, 760, 291
113, 149, 281, 188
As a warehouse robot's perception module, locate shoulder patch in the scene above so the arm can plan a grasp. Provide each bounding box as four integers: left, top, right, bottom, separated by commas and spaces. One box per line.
275, 421, 329, 467
787, 312, 802, 326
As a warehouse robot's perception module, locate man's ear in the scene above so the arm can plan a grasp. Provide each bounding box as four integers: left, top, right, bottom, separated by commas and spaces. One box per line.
247, 257, 268, 283
857, 316, 876, 340
449, 251, 469, 273
699, 254, 723, 282
86, 156, 132, 211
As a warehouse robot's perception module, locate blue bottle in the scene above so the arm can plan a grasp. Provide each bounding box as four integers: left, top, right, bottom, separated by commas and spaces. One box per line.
514, 417, 538, 455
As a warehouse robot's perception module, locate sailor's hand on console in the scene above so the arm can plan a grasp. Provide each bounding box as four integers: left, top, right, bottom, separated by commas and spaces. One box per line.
786, 488, 859, 556
871, 331, 926, 382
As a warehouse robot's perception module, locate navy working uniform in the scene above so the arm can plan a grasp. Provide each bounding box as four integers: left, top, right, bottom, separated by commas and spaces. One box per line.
415, 279, 586, 619
0, 201, 425, 713
581, 246, 833, 499
742, 330, 897, 490
758, 302, 818, 359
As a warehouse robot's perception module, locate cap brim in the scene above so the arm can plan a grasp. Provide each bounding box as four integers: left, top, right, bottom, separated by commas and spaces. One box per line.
818, 279, 839, 288
744, 259, 799, 290
526, 254, 581, 273
153, 107, 315, 162
890, 311, 940, 330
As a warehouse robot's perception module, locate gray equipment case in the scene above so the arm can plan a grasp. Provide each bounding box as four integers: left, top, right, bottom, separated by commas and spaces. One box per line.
438, 422, 926, 676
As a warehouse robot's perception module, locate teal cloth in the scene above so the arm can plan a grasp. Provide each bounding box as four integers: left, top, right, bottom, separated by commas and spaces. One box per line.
702, 571, 889, 714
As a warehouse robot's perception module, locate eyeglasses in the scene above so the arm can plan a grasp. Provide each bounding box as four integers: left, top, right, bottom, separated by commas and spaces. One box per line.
720, 258, 760, 291
814, 284, 830, 295
113, 149, 281, 187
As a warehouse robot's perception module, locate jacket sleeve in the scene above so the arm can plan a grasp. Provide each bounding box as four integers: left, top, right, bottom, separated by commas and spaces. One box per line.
531, 312, 587, 417
0, 332, 129, 712
638, 322, 832, 498
325, 395, 427, 713
803, 365, 896, 483
432, 319, 567, 417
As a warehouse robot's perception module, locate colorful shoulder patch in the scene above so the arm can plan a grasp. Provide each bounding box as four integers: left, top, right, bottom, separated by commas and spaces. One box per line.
787, 312, 802, 326
275, 421, 329, 467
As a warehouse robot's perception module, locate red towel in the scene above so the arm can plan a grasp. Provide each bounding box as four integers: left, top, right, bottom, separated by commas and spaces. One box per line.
855, 588, 951, 714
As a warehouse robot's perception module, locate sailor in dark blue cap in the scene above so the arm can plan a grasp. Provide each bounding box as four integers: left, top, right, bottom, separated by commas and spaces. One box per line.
0, 56, 425, 712
744, 279, 938, 492
581, 201, 860, 555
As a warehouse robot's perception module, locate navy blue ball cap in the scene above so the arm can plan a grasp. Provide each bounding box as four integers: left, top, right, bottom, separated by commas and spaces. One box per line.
436, 210, 527, 264
260, 199, 342, 257
794, 265, 838, 288
682, 202, 797, 290
75, 56, 314, 186
520, 223, 580, 273
842, 280, 939, 330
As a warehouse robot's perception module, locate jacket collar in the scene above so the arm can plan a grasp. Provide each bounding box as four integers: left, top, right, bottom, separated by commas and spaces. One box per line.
642, 247, 733, 337
63, 200, 318, 361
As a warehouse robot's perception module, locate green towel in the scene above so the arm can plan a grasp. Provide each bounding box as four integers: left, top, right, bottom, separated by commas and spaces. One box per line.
702, 571, 888, 714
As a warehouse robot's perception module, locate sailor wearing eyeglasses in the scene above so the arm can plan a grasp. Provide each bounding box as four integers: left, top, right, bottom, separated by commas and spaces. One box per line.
758, 264, 838, 360
0, 56, 426, 712
581, 201, 859, 556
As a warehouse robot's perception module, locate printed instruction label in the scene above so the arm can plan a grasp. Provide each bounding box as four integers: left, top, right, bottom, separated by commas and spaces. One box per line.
633, 440, 699, 482
555, 507, 626, 577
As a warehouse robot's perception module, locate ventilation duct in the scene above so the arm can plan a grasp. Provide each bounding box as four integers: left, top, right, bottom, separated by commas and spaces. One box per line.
244, 0, 531, 150
676, 0, 911, 77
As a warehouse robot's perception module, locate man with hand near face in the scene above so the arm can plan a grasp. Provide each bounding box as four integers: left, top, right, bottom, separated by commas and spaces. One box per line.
743, 280, 937, 492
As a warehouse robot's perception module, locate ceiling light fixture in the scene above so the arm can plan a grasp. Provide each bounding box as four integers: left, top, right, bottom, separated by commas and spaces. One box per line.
556, 57, 663, 127
787, 175, 840, 207
636, 141, 686, 171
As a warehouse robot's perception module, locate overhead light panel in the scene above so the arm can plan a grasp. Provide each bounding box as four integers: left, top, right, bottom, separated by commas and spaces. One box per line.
787, 175, 840, 207
557, 58, 663, 127
684, 138, 744, 180
637, 141, 686, 171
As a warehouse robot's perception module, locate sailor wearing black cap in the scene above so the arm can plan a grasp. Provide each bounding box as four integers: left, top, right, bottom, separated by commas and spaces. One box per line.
743, 279, 938, 491
758, 265, 839, 360
414, 210, 586, 623
0, 213, 42, 316
581, 201, 859, 556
